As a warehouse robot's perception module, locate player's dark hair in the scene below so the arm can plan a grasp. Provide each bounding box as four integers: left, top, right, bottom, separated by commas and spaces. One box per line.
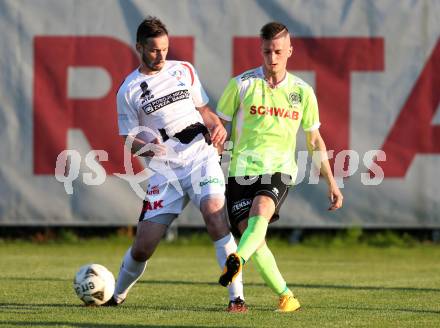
136, 16, 168, 44
260, 22, 289, 40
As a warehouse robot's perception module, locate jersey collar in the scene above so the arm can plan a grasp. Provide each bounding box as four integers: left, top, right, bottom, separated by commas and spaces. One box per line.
258, 66, 289, 89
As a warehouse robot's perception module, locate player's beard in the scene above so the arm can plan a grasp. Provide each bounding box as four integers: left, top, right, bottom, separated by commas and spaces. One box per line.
142, 53, 164, 72
263, 64, 276, 78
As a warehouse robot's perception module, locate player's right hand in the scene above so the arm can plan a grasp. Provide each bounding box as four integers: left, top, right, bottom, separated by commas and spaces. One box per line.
328, 183, 343, 211
209, 123, 227, 147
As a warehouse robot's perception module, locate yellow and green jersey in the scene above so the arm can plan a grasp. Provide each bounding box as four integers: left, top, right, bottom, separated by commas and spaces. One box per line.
216, 67, 320, 179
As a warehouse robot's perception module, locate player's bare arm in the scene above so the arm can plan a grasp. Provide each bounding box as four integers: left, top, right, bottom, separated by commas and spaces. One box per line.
197, 105, 227, 147
306, 129, 343, 211
122, 135, 166, 157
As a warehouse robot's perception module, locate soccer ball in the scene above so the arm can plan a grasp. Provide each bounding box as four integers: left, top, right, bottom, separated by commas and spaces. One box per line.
73, 264, 115, 306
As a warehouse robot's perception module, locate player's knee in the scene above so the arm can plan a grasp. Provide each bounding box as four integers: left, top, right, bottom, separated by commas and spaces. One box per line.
200, 196, 225, 215
250, 196, 275, 217
130, 244, 153, 262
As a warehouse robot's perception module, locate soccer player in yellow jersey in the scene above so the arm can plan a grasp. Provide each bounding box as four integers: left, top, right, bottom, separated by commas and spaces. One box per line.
217, 22, 343, 312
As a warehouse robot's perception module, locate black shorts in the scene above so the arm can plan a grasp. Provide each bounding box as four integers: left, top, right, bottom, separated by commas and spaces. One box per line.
226, 172, 291, 237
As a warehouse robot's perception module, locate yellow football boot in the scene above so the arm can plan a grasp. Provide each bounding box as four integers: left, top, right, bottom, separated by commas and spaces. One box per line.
276, 295, 301, 312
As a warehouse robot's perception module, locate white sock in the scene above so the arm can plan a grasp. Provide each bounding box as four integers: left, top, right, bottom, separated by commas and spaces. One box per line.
113, 247, 147, 303
214, 233, 244, 301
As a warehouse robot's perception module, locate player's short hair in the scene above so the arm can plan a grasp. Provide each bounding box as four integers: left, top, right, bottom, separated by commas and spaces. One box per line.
260, 22, 289, 40
136, 16, 168, 44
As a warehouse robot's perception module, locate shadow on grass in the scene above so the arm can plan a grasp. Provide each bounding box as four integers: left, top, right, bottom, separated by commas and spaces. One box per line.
311, 305, 440, 315
0, 302, 222, 313
137, 280, 440, 293
1, 276, 439, 293
289, 283, 440, 293
0, 303, 84, 309
0, 277, 69, 282
0, 322, 231, 328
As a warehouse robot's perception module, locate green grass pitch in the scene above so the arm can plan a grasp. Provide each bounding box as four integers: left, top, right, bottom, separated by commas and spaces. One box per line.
0, 236, 439, 327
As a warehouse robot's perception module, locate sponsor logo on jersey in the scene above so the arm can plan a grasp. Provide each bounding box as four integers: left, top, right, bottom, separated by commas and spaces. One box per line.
146, 184, 160, 195
240, 71, 258, 81
142, 90, 190, 114
168, 69, 186, 86
199, 176, 224, 187
249, 105, 299, 120
231, 199, 252, 213
142, 200, 164, 211
139, 81, 154, 101
288, 92, 302, 105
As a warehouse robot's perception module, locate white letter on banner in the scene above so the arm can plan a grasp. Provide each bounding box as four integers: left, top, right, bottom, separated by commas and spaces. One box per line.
54, 150, 81, 195
361, 150, 386, 186
83, 150, 108, 186
294, 150, 309, 185
308, 150, 334, 185
334, 150, 359, 188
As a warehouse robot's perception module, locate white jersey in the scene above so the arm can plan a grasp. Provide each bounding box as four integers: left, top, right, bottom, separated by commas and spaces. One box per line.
117, 60, 217, 167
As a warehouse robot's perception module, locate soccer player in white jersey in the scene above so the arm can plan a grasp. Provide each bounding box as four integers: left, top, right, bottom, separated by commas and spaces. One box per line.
104, 17, 246, 312
217, 22, 343, 312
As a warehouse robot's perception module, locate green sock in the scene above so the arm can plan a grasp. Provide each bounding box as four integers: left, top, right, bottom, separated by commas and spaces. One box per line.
237, 215, 268, 262
280, 287, 293, 297
251, 243, 293, 297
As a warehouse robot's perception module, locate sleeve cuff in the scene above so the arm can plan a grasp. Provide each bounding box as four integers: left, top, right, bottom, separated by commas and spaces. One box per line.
303, 122, 321, 132
216, 111, 232, 122
195, 99, 209, 108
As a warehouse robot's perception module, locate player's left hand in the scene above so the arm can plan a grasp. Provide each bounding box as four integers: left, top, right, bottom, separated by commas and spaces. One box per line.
209, 123, 227, 147
328, 183, 343, 211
